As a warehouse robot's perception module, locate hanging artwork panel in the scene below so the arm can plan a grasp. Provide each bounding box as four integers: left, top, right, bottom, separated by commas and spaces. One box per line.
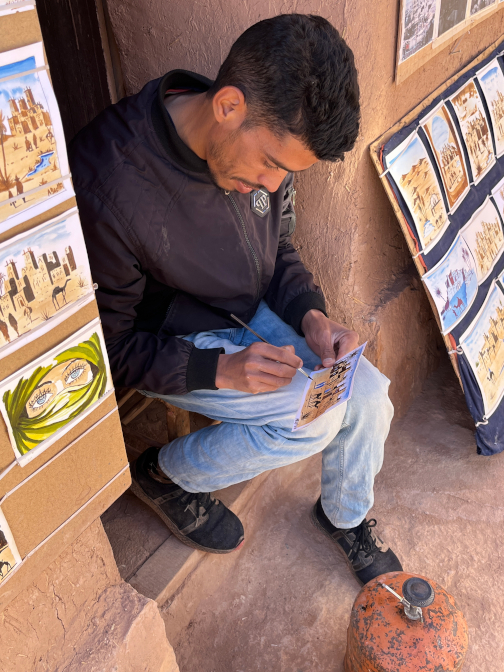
0, 207, 94, 355
0, 318, 114, 465
476, 58, 504, 157
421, 101, 470, 211
459, 197, 504, 283
0, 42, 74, 234
386, 131, 450, 253
0, 507, 21, 584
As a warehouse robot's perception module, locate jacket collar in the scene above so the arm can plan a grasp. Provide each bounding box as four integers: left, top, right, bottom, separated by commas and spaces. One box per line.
151, 69, 213, 174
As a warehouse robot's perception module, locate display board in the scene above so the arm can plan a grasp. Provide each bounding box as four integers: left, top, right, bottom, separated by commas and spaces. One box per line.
372, 36, 504, 456
0, 6, 129, 610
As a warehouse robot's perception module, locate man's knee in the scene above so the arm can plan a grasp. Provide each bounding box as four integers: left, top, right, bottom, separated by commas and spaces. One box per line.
354, 357, 394, 423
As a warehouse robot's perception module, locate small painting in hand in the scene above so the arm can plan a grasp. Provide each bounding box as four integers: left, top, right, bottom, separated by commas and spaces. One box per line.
0, 319, 113, 464
423, 235, 478, 333
460, 281, 504, 417
386, 132, 449, 252
449, 80, 495, 184
422, 102, 470, 211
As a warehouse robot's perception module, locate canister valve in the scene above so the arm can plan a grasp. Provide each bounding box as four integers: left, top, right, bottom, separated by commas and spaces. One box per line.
380, 577, 435, 623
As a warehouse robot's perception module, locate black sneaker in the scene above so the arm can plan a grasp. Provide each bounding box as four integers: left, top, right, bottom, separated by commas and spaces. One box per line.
130, 447, 244, 554
311, 496, 402, 585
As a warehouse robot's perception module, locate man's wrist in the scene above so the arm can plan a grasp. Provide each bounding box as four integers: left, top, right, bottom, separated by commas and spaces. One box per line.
301, 308, 327, 334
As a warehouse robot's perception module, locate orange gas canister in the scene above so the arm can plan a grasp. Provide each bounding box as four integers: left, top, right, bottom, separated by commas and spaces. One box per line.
344, 571, 469, 672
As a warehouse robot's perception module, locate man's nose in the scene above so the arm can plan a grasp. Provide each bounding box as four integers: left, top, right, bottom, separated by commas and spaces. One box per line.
257, 172, 288, 193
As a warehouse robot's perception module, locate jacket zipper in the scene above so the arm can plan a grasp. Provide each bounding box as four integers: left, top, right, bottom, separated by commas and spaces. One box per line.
225, 191, 261, 303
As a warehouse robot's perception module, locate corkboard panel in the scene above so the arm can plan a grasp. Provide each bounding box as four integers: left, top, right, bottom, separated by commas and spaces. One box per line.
0, 9, 42, 52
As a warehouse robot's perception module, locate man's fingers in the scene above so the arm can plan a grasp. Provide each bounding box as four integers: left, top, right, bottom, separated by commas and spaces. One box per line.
336, 331, 360, 359
249, 341, 302, 369
249, 370, 293, 392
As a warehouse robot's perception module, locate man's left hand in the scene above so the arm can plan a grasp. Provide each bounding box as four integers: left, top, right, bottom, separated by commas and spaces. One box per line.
301, 309, 359, 371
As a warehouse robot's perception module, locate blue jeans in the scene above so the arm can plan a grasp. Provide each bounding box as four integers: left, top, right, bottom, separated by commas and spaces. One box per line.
141, 301, 393, 528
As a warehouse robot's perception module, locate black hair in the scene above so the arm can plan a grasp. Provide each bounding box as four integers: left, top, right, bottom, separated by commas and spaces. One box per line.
207, 14, 360, 162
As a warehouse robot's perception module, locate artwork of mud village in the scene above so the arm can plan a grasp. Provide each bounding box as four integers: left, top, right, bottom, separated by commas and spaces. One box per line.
422, 103, 469, 210
461, 282, 504, 416
450, 80, 495, 183
423, 235, 478, 333
0, 211, 93, 350
459, 198, 504, 283
400, 0, 436, 61
387, 133, 449, 252
477, 59, 504, 157
292, 343, 366, 431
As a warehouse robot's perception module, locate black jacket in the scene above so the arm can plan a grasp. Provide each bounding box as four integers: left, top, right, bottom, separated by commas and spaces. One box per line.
69, 70, 326, 395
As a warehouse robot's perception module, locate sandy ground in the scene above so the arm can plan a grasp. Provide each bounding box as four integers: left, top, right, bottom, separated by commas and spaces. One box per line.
164, 361, 504, 672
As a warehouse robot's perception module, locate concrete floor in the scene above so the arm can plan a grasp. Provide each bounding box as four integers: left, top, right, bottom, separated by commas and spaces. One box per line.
161, 362, 504, 672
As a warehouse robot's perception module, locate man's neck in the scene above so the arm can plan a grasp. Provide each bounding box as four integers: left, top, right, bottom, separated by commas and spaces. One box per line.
164, 92, 211, 162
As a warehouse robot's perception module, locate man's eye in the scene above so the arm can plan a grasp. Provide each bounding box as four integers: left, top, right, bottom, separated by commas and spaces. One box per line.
265, 162, 279, 170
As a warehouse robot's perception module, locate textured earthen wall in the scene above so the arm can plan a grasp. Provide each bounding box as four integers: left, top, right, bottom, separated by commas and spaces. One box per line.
104, 0, 504, 415
0, 519, 179, 672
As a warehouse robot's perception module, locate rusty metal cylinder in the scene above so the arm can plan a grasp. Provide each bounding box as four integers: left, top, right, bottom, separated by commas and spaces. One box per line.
344, 571, 469, 672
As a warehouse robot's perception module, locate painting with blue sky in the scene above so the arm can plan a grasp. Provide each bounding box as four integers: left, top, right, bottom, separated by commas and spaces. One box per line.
386, 131, 449, 252
422, 102, 469, 211
477, 59, 504, 157
460, 281, 504, 417
0, 208, 92, 354
423, 234, 478, 333
0, 43, 72, 234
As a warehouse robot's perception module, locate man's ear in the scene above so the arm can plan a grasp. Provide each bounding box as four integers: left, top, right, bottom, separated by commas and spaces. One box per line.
212, 85, 247, 130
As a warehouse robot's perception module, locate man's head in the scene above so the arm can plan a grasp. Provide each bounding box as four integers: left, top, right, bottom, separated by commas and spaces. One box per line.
204, 14, 360, 193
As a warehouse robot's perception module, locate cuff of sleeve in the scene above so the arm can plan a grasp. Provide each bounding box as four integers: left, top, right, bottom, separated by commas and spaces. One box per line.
284, 292, 327, 335
186, 346, 225, 392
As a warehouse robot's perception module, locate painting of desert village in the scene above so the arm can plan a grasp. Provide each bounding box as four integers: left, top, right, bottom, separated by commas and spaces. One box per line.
422, 103, 470, 211
449, 80, 495, 183
400, 0, 436, 61
460, 282, 504, 417
0, 44, 71, 229
423, 235, 478, 333
459, 198, 504, 283
0, 210, 93, 351
0, 511, 20, 586
477, 59, 504, 157
387, 132, 449, 252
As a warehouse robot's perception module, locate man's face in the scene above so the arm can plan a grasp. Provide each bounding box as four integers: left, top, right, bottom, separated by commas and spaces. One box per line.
207, 124, 318, 194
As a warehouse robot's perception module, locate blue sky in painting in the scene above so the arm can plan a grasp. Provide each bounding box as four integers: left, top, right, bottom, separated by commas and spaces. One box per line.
462, 284, 504, 364
431, 115, 450, 149
387, 136, 427, 177
0, 56, 35, 80
0, 220, 72, 268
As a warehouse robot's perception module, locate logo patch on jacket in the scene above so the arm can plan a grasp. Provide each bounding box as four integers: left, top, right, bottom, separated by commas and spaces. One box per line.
250, 188, 270, 217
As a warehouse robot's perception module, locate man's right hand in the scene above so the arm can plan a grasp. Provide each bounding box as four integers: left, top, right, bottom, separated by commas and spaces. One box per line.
215, 342, 303, 393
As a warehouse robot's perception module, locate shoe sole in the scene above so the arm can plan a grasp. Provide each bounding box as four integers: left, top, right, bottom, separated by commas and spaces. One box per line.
310, 504, 364, 586
130, 478, 244, 555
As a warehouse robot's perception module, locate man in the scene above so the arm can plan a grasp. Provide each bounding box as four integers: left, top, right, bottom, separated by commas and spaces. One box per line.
70, 14, 402, 585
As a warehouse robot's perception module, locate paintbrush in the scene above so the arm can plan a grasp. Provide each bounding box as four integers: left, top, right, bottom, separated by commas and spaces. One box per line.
230, 313, 312, 379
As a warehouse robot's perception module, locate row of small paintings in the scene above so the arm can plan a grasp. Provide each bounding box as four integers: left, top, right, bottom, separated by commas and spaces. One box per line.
0, 42, 74, 234
386, 56, 504, 254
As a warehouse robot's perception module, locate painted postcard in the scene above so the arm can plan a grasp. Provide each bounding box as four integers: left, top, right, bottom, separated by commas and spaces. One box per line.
459, 198, 504, 284
423, 235, 478, 333
0, 43, 73, 234
477, 59, 504, 157
386, 132, 449, 253
460, 281, 504, 417
0, 318, 114, 465
0, 0, 35, 16
422, 102, 470, 211
0, 208, 94, 355
438, 0, 467, 36
0, 508, 21, 584
292, 343, 366, 432
399, 0, 436, 62
449, 80, 496, 184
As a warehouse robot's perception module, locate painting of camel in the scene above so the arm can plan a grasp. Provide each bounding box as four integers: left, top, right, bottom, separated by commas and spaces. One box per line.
386, 131, 449, 253
0, 208, 93, 354
460, 281, 504, 417
423, 234, 478, 333
0, 42, 73, 234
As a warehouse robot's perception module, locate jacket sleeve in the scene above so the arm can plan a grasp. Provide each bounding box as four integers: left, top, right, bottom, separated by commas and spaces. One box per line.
264, 173, 327, 335
76, 189, 223, 395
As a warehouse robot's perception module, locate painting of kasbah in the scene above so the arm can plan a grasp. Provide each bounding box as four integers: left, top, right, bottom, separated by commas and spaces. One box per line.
491, 175, 504, 219
460, 282, 504, 417
449, 80, 496, 184
0, 209, 93, 352
423, 235, 478, 333
0, 509, 21, 585
470, 0, 496, 14
477, 59, 504, 157
0, 318, 113, 463
387, 132, 449, 252
438, 0, 468, 36
422, 103, 470, 211
460, 199, 504, 283
400, 0, 436, 61
0, 43, 72, 232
